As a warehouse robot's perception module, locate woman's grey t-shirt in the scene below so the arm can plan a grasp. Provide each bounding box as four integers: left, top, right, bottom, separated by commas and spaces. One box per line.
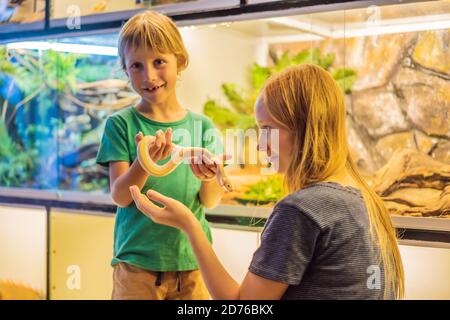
249, 182, 390, 300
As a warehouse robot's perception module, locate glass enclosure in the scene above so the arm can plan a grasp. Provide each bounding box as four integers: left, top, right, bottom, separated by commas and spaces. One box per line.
0, 0, 449, 218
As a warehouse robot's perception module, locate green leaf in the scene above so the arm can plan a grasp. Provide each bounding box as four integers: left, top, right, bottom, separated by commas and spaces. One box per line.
44, 50, 79, 93
0, 47, 16, 75
292, 50, 312, 65
0, 120, 13, 157
222, 83, 249, 114
332, 68, 357, 93
203, 99, 239, 129
250, 63, 271, 91
236, 175, 285, 203
319, 52, 336, 70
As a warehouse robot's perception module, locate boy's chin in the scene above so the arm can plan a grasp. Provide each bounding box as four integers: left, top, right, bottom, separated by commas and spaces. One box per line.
141, 92, 165, 104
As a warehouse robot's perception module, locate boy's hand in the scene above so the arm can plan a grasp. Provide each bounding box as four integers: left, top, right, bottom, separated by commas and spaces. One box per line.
189, 153, 230, 183
135, 128, 173, 161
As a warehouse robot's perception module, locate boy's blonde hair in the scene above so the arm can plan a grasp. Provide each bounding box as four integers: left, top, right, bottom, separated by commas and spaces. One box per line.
262, 64, 405, 299
118, 10, 189, 71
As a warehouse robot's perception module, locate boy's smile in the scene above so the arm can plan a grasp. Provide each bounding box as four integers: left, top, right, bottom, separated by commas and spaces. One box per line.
142, 84, 166, 92
141, 83, 167, 96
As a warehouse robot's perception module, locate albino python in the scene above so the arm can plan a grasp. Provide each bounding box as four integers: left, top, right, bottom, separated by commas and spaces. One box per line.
137, 135, 233, 192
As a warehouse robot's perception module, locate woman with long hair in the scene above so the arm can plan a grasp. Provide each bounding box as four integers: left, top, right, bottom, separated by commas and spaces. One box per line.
130, 64, 404, 299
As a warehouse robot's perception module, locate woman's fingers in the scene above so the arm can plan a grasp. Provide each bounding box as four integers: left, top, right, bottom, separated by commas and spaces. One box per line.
146, 189, 171, 207
129, 186, 161, 217
130, 185, 144, 202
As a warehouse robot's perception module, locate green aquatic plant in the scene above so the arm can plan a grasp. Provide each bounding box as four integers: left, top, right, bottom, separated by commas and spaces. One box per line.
76, 64, 111, 82
0, 120, 37, 187
44, 50, 79, 93
235, 175, 286, 205
0, 49, 80, 188
6, 50, 79, 128
0, 47, 16, 80
0, 47, 38, 187
0, 48, 118, 190
0, 115, 14, 157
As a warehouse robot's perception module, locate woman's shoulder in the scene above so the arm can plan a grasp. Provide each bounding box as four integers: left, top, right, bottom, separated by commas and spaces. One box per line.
276, 182, 366, 228
284, 182, 363, 203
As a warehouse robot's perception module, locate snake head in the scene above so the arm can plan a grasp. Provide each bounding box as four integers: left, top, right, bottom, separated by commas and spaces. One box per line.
221, 175, 233, 192
214, 160, 233, 192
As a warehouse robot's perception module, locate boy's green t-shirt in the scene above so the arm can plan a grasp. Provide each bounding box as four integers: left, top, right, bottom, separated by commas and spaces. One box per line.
96, 106, 223, 271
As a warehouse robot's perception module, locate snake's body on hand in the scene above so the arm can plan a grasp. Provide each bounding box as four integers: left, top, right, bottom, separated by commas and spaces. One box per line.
137, 135, 233, 192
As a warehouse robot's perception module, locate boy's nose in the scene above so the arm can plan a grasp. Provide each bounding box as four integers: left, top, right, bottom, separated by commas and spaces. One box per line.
144, 67, 157, 82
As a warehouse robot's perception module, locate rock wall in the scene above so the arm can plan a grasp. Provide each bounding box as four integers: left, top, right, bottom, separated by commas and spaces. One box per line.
271, 29, 450, 174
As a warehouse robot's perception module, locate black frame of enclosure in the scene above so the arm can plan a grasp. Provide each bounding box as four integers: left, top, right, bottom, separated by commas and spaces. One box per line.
0, 0, 429, 43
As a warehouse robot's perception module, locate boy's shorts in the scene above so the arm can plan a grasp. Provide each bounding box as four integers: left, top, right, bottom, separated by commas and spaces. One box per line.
112, 262, 210, 300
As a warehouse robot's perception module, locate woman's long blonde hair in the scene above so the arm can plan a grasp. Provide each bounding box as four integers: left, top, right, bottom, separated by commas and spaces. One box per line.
262, 64, 404, 299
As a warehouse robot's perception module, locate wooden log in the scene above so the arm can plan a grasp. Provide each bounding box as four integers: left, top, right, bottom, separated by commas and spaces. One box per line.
373, 148, 450, 196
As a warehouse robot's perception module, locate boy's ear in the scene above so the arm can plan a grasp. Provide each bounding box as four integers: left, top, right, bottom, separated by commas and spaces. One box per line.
177, 56, 187, 72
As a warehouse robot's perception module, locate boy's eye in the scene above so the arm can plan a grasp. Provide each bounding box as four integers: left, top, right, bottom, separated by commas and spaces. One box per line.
154, 59, 166, 66
130, 62, 141, 69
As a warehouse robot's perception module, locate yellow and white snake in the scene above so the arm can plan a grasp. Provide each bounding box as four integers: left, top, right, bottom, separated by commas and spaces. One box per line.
137, 135, 233, 192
